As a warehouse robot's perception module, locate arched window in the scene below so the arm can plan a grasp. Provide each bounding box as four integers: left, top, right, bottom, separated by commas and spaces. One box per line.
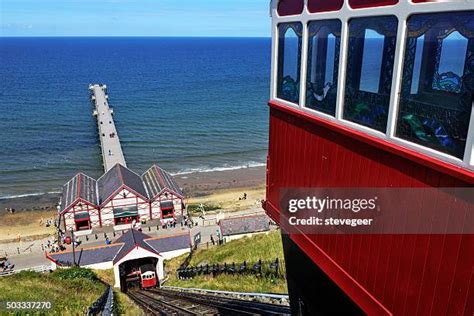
277, 23, 303, 104
396, 12, 474, 159
343, 16, 398, 132
433, 31, 468, 94
305, 20, 342, 116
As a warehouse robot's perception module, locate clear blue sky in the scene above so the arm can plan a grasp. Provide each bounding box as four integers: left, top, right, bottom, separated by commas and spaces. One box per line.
0, 0, 270, 37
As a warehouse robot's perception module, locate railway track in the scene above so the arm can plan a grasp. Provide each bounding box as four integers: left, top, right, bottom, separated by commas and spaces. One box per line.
128, 288, 291, 315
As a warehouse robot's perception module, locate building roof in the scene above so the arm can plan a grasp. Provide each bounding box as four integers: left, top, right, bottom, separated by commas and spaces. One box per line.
112, 229, 158, 264
145, 233, 190, 253
142, 165, 184, 199
60, 173, 98, 212
47, 230, 190, 267
97, 164, 148, 204
219, 215, 270, 236
48, 244, 123, 267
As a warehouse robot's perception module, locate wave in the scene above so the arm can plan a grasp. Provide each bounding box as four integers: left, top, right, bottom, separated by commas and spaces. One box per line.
0, 191, 61, 201
171, 162, 266, 176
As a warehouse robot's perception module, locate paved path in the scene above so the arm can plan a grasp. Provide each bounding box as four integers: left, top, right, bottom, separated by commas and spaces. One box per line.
90, 84, 126, 172
0, 208, 267, 270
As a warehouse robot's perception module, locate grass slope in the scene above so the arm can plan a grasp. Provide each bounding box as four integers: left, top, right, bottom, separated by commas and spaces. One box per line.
94, 269, 143, 316
165, 230, 288, 294
0, 269, 105, 315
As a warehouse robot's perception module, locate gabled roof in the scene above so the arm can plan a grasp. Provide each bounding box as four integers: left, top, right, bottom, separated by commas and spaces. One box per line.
48, 244, 123, 267
145, 233, 190, 253
219, 215, 270, 236
142, 164, 184, 199
97, 164, 148, 204
112, 229, 159, 264
60, 173, 98, 212
46, 230, 191, 267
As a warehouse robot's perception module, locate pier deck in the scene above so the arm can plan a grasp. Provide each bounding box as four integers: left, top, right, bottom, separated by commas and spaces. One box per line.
90, 84, 126, 172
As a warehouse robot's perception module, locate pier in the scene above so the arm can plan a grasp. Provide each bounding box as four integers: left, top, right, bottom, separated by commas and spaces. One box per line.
89, 84, 126, 172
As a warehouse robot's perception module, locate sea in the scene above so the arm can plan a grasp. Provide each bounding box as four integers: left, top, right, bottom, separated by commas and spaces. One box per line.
0, 36, 463, 200
0, 37, 271, 199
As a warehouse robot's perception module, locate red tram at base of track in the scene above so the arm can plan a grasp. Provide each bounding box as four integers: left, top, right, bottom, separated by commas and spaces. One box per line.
125, 264, 158, 290
140, 270, 157, 289
266, 0, 474, 315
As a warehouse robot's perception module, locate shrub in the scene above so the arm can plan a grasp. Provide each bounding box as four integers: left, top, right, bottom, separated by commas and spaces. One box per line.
52, 267, 98, 281
187, 203, 221, 214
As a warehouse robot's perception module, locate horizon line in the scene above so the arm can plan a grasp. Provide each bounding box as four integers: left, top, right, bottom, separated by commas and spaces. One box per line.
0, 35, 272, 39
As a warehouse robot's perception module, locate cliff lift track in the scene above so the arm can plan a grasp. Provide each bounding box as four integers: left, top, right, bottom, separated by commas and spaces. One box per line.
128, 288, 291, 315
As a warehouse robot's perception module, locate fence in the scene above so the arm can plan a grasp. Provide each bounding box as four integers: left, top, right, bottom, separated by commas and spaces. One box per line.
86, 285, 114, 316
177, 258, 285, 280
0, 265, 51, 277
162, 285, 290, 306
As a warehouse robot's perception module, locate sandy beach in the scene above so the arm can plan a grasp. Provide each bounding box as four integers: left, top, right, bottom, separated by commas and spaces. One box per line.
0, 166, 265, 214
0, 165, 266, 243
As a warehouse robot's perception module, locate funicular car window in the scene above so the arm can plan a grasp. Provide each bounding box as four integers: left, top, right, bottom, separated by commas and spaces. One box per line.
277, 23, 303, 104
396, 12, 474, 159
343, 16, 398, 132
305, 20, 342, 116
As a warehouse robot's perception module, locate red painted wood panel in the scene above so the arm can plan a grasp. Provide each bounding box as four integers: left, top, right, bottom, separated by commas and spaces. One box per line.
265, 102, 473, 315
349, 0, 398, 8
308, 0, 344, 13
277, 0, 304, 16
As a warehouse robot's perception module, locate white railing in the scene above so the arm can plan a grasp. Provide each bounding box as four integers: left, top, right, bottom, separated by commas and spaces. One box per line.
0, 265, 51, 277
162, 285, 289, 305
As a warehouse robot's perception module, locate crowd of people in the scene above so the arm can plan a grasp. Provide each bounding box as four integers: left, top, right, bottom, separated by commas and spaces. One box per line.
0, 257, 14, 272
39, 217, 55, 227
4, 207, 16, 214
160, 216, 194, 230
46, 238, 66, 253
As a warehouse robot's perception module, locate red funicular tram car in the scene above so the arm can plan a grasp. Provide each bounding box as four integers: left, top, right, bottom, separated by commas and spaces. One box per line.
125, 264, 157, 290
140, 266, 157, 289
265, 0, 473, 315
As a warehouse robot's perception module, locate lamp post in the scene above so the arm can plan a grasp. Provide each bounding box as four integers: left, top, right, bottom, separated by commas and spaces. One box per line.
71, 229, 76, 267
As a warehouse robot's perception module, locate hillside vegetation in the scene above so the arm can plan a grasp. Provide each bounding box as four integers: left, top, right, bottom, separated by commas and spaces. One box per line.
165, 230, 288, 294
0, 268, 105, 315
94, 269, 143, 316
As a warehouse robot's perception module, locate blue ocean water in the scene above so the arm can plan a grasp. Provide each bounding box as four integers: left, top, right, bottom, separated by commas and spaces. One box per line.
0, 37, 271, 198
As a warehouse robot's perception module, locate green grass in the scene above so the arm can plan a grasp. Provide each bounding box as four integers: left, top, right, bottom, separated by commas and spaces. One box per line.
0, 268, 106, 315
168, 274, 287, 294
94, 269, 143, 316
165, 230, 288, 294
186, 202, 222, 215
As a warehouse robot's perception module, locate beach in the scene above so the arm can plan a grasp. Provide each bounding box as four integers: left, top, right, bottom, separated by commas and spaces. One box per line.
0, 165, 266, 243
0, 165, 265, 213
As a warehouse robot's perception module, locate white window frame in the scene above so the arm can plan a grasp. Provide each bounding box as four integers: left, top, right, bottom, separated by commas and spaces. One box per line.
270, 0, 474, 172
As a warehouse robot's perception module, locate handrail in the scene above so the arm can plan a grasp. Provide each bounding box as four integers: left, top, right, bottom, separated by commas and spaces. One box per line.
86, 285, 114, 316
162, 285, 289, 302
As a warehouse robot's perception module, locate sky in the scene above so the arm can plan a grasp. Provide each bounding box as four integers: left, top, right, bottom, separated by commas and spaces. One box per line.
0, 0, 271, 37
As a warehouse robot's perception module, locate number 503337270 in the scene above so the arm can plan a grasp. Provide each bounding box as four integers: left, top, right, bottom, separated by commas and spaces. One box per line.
3, 301, 53, 310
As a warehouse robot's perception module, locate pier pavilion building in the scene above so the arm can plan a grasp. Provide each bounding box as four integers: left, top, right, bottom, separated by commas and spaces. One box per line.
59, 163, 185, 232
142, 165, 185, 221
98, 164, 150, 227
